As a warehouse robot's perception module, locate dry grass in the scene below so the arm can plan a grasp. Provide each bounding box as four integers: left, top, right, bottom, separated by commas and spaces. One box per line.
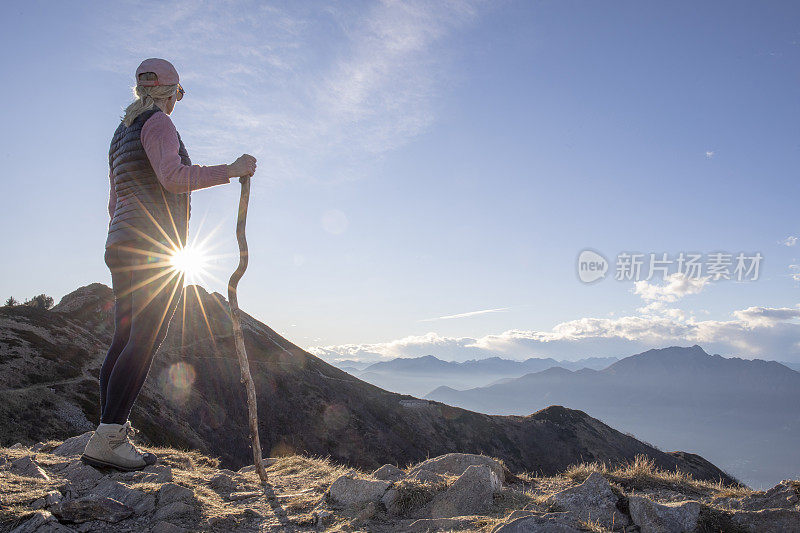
564, 454, 752, 499
0, 474, 60, 527
386, 477, 448, 515
708, 482, 756, 500
523, 491, 560, 510
3, 442, 789, 533
579, 517, 611, 532
0, 445, 71, 527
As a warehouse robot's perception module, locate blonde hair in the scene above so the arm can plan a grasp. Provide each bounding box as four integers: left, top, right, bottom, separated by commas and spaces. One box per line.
120, 72, 178, 127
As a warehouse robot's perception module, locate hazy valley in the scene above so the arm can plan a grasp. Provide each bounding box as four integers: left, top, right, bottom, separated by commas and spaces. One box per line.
423, 345, 800, 489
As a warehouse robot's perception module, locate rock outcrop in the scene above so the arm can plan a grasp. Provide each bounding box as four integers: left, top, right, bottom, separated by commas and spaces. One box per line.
429, 465, 502, 518
628, 496, 701, 533
545, 472, 629, 530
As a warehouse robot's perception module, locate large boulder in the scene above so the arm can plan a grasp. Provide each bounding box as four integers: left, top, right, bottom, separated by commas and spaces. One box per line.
628, 496, 701, 533
326, 474, 391, 507
545, 472, 629, 530
409, 453, 508, 484
429, 465, 502, 518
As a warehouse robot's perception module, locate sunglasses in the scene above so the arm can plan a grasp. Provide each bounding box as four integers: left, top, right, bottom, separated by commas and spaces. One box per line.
176, 83, 185, 101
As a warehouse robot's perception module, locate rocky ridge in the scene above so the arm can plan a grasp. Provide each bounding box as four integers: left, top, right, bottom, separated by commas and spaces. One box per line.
2, 434, 798, 533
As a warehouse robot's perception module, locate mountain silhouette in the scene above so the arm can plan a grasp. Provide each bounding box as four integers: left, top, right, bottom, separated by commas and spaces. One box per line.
426, 345, 800, 488
333, 353, 617, 396
0, 284, 735, 485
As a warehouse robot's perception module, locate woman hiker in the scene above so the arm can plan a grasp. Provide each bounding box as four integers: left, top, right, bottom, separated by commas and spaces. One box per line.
81, 58, 257, 471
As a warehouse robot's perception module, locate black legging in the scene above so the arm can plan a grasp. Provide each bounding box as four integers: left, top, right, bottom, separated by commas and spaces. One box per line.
100, 240, 184, 424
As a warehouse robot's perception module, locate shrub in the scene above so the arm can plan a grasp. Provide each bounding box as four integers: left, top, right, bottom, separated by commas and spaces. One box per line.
24, 294, 54, 310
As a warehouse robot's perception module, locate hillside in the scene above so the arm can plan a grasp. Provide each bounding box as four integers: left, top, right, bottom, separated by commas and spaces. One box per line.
426, 345, 800, 488
329, 355, 618, 396
0, 284, 732, 486
2, 436, 798, 533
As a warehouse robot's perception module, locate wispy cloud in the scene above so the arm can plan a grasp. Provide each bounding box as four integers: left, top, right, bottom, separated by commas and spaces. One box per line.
782, 236, 797, 246
92, 0, 485, 184
420, 306, 510, 322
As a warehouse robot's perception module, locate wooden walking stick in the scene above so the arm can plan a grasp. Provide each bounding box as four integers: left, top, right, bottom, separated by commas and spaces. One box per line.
227, 174, 269, 488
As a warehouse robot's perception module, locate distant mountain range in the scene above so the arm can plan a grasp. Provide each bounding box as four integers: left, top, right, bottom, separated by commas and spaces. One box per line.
329, 354, 618, 396
0, 284, 733, 484
426, 345, 800, 488
331, 359, 373, 372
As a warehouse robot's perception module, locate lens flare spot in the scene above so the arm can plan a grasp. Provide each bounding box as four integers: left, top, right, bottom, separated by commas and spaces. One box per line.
168, 362, 196, 390
161, 362, 196, 404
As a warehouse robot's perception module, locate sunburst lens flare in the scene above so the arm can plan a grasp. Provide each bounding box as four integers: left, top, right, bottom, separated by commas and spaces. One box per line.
169, 245, 209, 282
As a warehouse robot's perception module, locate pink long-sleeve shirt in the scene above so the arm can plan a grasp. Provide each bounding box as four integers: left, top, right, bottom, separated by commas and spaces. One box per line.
108, 111, 230, 219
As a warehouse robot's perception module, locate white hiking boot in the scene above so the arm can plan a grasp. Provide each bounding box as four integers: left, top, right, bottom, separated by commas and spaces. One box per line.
81, 421, 157, 471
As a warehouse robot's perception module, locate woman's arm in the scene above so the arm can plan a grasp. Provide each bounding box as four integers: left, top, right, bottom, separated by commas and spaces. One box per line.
140, 111, 231, 194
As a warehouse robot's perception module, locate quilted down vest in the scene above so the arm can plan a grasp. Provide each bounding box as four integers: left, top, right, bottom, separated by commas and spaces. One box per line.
106, 107, 191, 249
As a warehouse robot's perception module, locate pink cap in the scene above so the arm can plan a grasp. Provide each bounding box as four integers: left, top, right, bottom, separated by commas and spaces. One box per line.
135, 58, 180, 87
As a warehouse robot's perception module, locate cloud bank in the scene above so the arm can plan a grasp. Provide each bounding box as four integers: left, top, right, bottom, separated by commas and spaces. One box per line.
309, 274, 800, 363
309, 307, 800, 363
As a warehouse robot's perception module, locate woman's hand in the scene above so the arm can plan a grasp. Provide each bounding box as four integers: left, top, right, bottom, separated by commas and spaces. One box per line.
227, 154, 257, 178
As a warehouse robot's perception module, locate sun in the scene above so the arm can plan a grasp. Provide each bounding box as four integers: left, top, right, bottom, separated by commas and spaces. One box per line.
169, 245, 209, 281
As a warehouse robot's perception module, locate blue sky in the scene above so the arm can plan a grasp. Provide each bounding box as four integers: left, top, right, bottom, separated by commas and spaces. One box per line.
3, 1, 800, 362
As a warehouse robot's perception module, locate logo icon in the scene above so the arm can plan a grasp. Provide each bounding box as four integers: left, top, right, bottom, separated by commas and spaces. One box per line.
577, 249, 608, 283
